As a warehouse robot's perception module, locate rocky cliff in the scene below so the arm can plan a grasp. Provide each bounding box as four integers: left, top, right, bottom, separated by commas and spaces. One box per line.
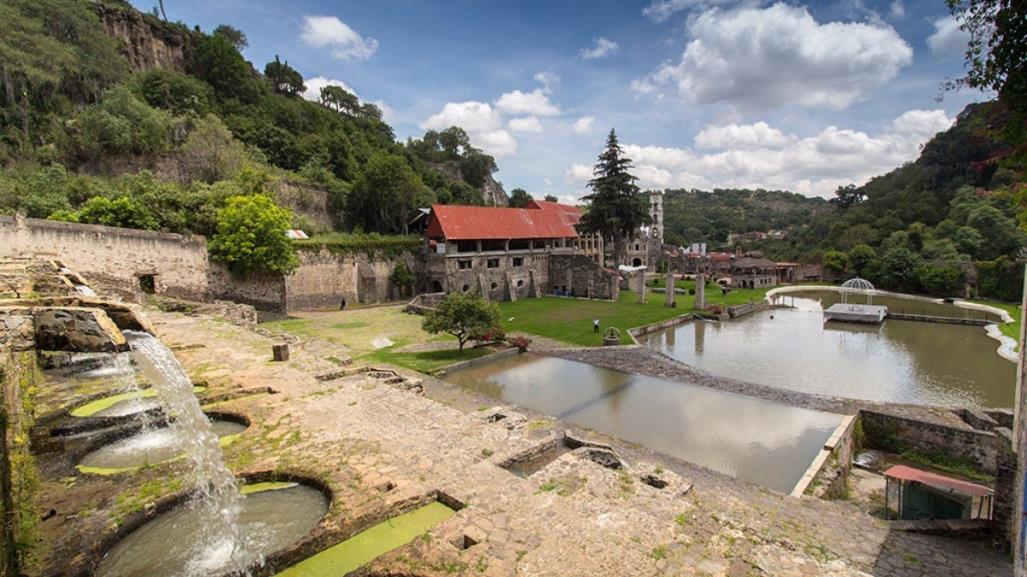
93, 2, 189, 72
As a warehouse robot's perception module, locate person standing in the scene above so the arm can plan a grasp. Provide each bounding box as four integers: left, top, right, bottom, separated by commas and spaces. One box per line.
593, 318, 600, 333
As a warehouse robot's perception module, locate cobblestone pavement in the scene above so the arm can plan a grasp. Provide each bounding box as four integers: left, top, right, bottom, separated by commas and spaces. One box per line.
874, 531, 1011, 577
63, 310, 1006, 577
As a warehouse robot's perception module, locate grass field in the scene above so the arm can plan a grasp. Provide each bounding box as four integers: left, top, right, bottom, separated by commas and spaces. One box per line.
262, 305, 487, 373
976, 299, 1023, 342
497, 285, 771, 347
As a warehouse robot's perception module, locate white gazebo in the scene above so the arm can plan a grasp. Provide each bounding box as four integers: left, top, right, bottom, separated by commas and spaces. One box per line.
825, 277, 888, 324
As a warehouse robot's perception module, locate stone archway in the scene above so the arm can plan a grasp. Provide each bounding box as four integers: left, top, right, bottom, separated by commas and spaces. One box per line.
632, 258, 642, 267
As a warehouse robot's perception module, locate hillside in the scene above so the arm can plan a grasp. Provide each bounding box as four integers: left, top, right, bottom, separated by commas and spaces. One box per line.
0, 0, 503, 238
661, 188, 831, 248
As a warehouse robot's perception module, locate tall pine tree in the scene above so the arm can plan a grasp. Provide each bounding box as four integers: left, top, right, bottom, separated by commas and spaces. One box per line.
577, 129, 650, 267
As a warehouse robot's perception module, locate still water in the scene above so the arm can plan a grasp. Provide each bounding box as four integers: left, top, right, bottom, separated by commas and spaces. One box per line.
641, 290, 1016, 408
445, 354, 841, 493
96, 483, 327, 577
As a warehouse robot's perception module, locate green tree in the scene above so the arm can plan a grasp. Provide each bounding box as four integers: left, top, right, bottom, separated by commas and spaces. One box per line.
346, 152, 427, 234
544, 194, 558, 203
822, 250, 849, 275
916, 263, 964, 296
319, 85, 359, 115
55, 195, 159, 230
389, 262, 415, 297
847, 244, 877, 277
422, 292, 504, 350
134, 69, 213, 116
875, 247, 923, 292
508, 188, 532, 208
177, 115, 246, 184
212, 24, 248, 50
264, 55, 305, 97
187, 33, 262, 104
63, 86, 174, 163
209, 194, 298, 275
576, 129, 650, 267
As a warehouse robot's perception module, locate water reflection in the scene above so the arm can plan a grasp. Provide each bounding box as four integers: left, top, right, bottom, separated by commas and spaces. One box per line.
445, 355, 841, 492
643, 290, 1015, 408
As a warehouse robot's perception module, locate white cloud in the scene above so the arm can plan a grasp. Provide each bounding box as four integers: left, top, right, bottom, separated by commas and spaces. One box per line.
508, 116, 543, 133
544, 178, 553, 186
420, 101, 517, 156
534, 71, 560, 93
301, 76, 357, 102
573, 116, 595, 134
643, 0, 736, 22
889, 0, 905, 18
300, 15, 378, 60
581, 37, 619, 60
565, 163, 594, 182
633, 3, 913, 110
567, 109, 953, 197
695, 121, 790, 149
494, 89, 561, 116
927, 16, 969, 58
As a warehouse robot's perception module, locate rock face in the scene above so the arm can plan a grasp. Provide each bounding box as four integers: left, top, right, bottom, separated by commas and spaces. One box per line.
95, 4, 187, 72
480, 173, 508, 206
32, 307, 128, 353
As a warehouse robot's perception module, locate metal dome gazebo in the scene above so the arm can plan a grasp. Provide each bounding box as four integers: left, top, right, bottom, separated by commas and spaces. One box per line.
840, 277, 876, 306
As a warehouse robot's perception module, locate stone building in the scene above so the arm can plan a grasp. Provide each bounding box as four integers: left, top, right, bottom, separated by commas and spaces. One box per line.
423, 200, 618, 301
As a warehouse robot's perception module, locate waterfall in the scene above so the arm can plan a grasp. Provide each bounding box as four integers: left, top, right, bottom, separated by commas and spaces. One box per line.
123, 330, 250, 576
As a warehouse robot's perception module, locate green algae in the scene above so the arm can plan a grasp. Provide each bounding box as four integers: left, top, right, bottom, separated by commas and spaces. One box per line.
275, 501, 455, 577
70, 386, 206, 417
241, 481, 298, 495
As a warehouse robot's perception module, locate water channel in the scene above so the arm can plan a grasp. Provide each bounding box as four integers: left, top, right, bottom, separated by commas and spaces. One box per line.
445, 354, 842, 492
640, 289, 1016, 408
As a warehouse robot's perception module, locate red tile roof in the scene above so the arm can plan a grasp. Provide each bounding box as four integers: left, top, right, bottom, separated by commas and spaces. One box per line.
884, 465, 992, 497
426, 202, 582, 241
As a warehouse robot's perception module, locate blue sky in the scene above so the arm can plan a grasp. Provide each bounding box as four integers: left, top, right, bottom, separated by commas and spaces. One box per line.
131, 0, 987, 201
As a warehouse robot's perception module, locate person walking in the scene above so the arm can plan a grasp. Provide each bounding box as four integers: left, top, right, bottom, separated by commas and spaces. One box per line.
593, 318, 600, 333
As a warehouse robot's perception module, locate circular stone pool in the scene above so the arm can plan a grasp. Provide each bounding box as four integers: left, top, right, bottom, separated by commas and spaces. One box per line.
78, 419, 246, 473
641, 289, 1016, 407
95, 482, 328, 577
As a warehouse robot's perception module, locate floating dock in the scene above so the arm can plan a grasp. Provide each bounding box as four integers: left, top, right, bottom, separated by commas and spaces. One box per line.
824, 303, 888, 324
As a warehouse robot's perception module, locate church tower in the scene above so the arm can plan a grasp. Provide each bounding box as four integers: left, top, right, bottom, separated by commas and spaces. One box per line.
649, 191, 664, 242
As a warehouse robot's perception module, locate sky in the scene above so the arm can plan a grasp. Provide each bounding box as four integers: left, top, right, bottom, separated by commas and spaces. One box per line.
131, 0, 989, 202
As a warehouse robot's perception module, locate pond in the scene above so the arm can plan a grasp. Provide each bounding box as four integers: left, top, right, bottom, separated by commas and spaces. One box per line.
444, 354, 842, 493
640, 289, 1016, 408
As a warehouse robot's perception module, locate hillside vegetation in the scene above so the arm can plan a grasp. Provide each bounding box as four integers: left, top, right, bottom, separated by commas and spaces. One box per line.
0, 0, 501, 243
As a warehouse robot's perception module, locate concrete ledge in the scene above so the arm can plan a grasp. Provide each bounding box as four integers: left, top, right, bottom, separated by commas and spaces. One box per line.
627, 314, 694, 345
435, 347, 519, 375
789, 414, 857, 497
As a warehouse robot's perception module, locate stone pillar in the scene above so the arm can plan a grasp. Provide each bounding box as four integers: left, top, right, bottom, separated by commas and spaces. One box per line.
636, 272, 647, 304
665, 273, 675, 308
695, 273, 706, 310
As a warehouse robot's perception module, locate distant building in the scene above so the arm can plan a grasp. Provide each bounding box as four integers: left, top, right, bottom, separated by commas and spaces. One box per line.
422, 200, 618, 301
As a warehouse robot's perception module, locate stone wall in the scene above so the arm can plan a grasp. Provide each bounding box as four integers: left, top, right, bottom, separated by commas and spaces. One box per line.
207, 265, 287, 313
861, 409, 1001, 475
429, 253, 547, 302
0, 216, 210, 301
0, 351, 41, 575
274, 181, 333, 234
285, 248, 419, 311
549, 254, 619, 300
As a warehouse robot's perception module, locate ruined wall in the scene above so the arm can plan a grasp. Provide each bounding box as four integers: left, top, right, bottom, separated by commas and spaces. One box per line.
431, 254, 547, 302
207, 265, 287, 313
0, 216, 210, 301
284, 248, 419, 311
549, 254, 620, 300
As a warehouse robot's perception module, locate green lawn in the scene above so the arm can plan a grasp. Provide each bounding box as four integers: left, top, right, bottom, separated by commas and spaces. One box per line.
976, 299, 1023, 342
262, 305, 487, 373
497, 286, 772, 347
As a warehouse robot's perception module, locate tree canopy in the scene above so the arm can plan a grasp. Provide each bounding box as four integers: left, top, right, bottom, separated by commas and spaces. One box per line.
422, 293, 504, 350
209, 194, 298, 276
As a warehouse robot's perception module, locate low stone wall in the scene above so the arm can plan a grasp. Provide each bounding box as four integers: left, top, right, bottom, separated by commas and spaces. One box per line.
727, 302, 757, 319
285, 248, 418, 311
435, 348, 519, 376
791, 414, 858, 499
628, 314, 694, 344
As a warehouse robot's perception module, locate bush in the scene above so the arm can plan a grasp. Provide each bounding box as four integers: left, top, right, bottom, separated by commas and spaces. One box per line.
209, 194, 298, 276
977, 256, 1025, 302
509, 335, 532, 352
422, 293, 504, 350
915, 263, 964, 296
57, 195, 159, 230
63, 86, 174, 163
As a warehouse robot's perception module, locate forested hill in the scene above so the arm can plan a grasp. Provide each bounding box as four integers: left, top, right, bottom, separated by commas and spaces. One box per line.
661, 189, 830, 247
0, 0, 504, 237
714, 100, 1026, 301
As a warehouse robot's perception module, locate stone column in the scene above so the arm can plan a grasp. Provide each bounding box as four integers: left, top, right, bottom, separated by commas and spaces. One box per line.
665, 272, 675, 308
636, 272, 647, 304
695, 273, 706, 310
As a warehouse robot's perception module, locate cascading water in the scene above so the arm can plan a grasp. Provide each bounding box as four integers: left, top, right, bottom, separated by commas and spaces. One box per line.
122, 330, 250, 577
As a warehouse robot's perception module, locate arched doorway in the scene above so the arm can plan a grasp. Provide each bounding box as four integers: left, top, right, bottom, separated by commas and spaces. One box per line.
429, 280, 443, 293
632, 258, 642, 267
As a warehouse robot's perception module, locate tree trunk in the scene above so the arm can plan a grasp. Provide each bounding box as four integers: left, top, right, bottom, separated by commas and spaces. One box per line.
611, 235, 623, 269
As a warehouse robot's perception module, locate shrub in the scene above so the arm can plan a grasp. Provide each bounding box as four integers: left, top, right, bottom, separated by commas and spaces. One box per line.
209, 194, 298, 276
509, 335, 532, 352
915, 263, 964, 296
57, 195, 159, 230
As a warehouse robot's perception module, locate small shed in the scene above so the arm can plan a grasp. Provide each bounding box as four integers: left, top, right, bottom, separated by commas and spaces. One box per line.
884, 464, 993, 521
